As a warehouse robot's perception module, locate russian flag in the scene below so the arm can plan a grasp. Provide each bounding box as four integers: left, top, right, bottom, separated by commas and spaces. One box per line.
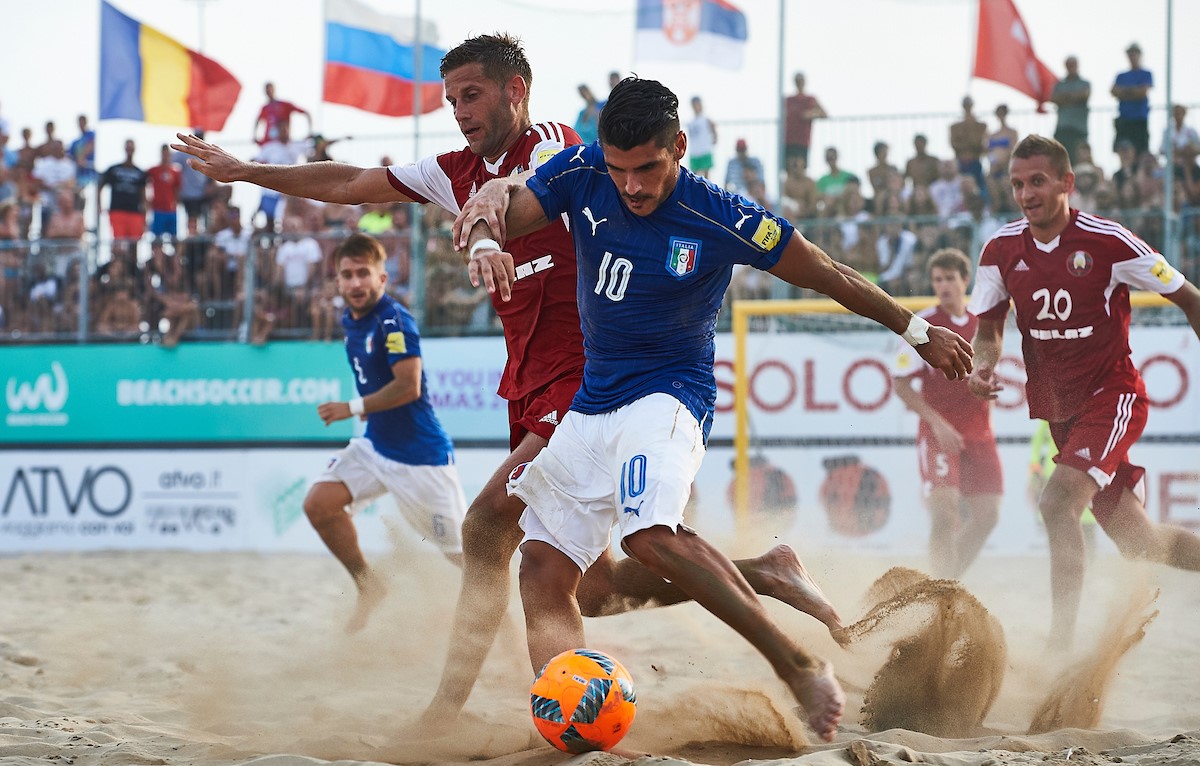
635, 0, 748, 70
99, 1, 242, 131
324, 0, 445, 118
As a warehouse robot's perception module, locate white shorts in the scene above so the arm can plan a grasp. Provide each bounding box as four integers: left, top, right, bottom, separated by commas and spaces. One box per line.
317, 437, 465, 554
508, 393, 706, 571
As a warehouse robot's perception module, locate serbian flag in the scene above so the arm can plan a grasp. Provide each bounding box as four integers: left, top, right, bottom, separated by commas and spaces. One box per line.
99, 1, 241, 131
635, 0, 748, 70
972, 0, 1057, 110
324, 0, 445, 117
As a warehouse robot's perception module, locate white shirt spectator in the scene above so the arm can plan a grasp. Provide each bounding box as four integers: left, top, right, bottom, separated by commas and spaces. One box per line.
928, 177, 964, 221
276, 236, 322, 289
214, 227, 252, 272
32, 155, 77, 206
876, 228, 918, 284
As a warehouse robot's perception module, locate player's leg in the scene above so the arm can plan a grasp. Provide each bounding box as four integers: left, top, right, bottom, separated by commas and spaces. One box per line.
578, 544, 843, 634
925, 487, 962, 578
385, 462, 467, 569
415, 431, 546, 728
953, 442, 1003, 577
956, 493, 1000, 577
303, 478, 388, 632
1037, 463, 1099, 649
1092, 464, 1200, 570
519, 538, 586, 672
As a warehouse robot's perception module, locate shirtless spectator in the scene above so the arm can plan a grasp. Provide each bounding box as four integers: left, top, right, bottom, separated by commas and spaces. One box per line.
867, 141, 901, 202
781, 156, 819, 221
96, 282, 142, 337
950, 96, 988, 206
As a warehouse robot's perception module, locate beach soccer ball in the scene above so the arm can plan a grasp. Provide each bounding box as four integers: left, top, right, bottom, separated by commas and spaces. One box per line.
529, 648, 637, 753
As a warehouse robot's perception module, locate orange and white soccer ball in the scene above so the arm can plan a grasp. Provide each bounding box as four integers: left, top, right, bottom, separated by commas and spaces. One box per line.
529, 648, 637, 753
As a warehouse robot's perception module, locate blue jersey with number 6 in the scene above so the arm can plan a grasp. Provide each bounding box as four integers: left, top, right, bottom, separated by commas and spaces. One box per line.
527, 142, 794, 439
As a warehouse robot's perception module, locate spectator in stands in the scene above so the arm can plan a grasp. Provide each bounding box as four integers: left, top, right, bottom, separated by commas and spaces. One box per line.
867, 141, 900, 203
875, 195, 919, 296
816, 146, 857, 201
253, 122, 308, 232
174, 128, 214, 231
36, 121, 63, 159
1113, 139, 1139, 191
254, 81, 311, 145
27, 261, 60, 333
1162, 104, 1200, 158
31, 141, 76, 232
1111, 42, 1153, 156
150, 266, 200, 348
95, 280, 142, 337
248, 286, 277, 345
783, 72, 826, 167
148, 145, 182, 241
781, 155, 818, 221
43, 188, 85, 247
308, 134, 348, 163
69, 115, 96, 199
204, 206, 250, 302
985, 104, 1018, 211
905, 133, 940, 191
309, 278, 342, 341
275, 215, 322, 327
1070, 163, 1103, 211
99, 139, 147, 243
724, 138, 764, 197
929, 160, 965, 222
0, 101, 8, 139
0, 131, 16, 203
1051, 56, 1090, 164
357, 202, 394, 235
686, 96, 717, 179
950, 96, 988, 207
574, 84, 600, 145
0, 201, 21, 330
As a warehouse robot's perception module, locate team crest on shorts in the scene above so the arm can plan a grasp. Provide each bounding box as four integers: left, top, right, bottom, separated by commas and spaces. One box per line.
1066, 250, 1093, 277
364, 334, 374, 354
667, 237, 701, 278
508, 462, 530, 483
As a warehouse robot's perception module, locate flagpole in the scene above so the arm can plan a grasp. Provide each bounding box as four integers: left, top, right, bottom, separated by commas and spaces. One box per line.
409, 0, 427, 328
1163, 0, 1176, 264
966, 0, 979, 94
776, 0, 785, 205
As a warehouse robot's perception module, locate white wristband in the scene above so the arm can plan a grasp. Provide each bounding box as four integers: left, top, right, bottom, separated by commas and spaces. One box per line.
348, 396, 365, 416
902, 315, 931, 346
469, 238, 501, 258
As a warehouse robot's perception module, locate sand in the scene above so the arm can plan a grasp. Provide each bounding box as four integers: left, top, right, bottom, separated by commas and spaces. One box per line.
2, 537, 1199, 766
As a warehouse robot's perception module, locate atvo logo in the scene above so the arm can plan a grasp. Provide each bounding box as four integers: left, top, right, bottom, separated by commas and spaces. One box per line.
2, 466, 132, 518
6, 362, 69, 426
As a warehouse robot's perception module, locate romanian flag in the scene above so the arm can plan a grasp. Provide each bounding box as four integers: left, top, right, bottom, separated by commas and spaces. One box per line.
635, 0, 748, 71
323, 0, 445, 117
99, 1, 241, 131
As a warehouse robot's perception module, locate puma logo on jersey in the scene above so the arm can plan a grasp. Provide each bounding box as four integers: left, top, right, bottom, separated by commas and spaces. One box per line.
1029, 326, 1094, 340
569, 145, 586, 164
1014, 259, 1030, 271
515, 254, 554, 281
622, 500, 644, 517
538, 410, 559, 425
734, 211, 752, 230
582, 206, 608, 235
1074, 447, 1092, 460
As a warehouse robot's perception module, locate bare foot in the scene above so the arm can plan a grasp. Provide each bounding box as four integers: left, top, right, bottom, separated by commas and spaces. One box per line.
753, 545, 844, 636
786, 660, 845, 743
345, 573, 387, 634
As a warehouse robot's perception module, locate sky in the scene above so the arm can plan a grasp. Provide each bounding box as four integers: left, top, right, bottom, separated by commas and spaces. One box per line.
4, 0, 1198, 197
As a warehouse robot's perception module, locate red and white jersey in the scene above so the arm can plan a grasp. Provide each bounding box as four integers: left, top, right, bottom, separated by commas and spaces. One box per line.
386, 122, 585, 400
894, 305, 993, 439
973, 209, 1187, 422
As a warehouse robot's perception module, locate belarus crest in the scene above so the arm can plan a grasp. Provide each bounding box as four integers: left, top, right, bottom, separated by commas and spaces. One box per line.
667, 237, 701, 278
1066, 250, 1092, 277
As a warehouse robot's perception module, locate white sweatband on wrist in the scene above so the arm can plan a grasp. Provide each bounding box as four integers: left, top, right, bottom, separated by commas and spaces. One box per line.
348, 396, 365, 416
469, 238, 501, 258
902, 314, 932, 346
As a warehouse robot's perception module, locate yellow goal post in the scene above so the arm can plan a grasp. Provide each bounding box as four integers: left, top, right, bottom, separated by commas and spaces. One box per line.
728, 292, 1172, 529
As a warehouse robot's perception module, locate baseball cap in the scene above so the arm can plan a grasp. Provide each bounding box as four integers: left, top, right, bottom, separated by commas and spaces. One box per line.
1126, 42, 1142, 53
735, 138, 747, 150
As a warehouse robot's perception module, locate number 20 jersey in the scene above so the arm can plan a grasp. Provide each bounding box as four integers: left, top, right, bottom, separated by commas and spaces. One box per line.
971, 209, 1186, 422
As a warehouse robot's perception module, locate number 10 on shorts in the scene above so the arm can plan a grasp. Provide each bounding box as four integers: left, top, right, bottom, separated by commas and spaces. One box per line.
621, 454, 647, 505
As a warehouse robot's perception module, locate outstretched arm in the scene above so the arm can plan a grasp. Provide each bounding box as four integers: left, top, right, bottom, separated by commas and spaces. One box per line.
967, 316, 1005, 400
453, 177, 552, 301
768, 231, 973, 380
171, 133, 412, 205
1166, 280, 1200, 339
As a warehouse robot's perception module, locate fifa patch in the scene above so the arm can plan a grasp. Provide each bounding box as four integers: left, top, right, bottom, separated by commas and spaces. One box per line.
1150, 255, 1176, 286
895, 350, 913, 371
667, 237, 701, 278
1066, 250, 1092, 277
751, 217, 782, 251
536, 148, 561, 166
386, 331, 407, 354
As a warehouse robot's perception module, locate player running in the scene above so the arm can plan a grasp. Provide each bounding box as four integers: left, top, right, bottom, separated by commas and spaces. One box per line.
456, 76, 973, 742
173, 34, 843, 730
307, 233, 466, 633
893, 248, 1002, 578
968, 134, 1200, 649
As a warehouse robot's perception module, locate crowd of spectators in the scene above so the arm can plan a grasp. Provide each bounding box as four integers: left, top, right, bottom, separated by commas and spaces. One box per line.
3, 47, 1199, 344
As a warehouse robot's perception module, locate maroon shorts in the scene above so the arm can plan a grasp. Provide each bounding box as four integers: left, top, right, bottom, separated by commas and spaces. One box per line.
1050, 389, 1148, 521
917, 429, 1003, 497
507, 368, 583, 452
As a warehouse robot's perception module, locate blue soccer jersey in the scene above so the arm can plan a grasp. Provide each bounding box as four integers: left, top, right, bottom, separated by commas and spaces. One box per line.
527, 142, 794, 439
341, 294, 454, 465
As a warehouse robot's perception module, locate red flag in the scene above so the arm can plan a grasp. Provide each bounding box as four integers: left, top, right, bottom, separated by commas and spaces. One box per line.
973, 0, 1058, 111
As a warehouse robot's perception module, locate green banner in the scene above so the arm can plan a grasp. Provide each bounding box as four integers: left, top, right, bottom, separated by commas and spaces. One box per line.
2, 343, 356, 444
